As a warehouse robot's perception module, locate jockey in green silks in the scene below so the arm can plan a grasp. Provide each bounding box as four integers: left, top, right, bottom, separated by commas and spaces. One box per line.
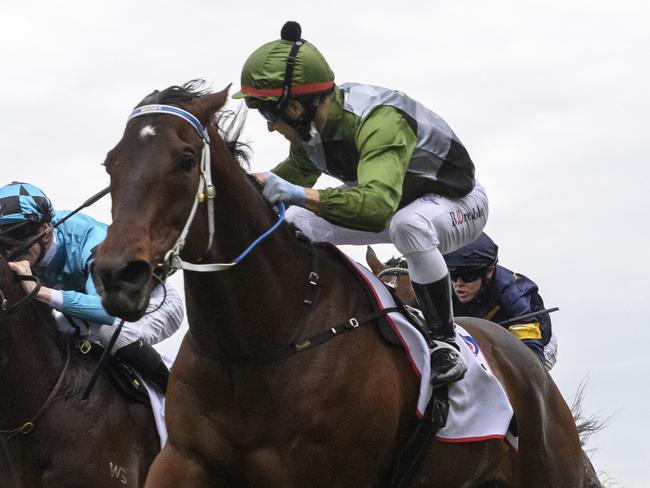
234, 21, 489, 387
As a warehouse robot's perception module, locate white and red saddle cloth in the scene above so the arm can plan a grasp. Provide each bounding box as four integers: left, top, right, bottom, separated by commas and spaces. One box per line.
345, 257, 517, 447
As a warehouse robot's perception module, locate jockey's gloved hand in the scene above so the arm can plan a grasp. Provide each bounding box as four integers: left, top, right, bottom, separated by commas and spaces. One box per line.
261, 172, 305, 207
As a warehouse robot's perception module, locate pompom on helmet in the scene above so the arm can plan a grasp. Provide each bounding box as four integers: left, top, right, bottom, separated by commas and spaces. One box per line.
444, 232, 498, 282
0, 182, 54, 240
233, 21, 335, 140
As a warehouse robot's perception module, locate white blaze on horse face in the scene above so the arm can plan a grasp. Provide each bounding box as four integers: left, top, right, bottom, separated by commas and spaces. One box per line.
139, 125, 156, 138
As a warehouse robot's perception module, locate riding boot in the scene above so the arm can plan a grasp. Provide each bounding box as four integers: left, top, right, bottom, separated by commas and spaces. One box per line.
115, 340, 169, 394
412, 275, 467, 387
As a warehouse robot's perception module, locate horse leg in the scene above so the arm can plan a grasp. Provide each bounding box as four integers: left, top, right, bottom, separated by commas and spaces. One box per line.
144, 444, 243, 488
412, 439, 514, 487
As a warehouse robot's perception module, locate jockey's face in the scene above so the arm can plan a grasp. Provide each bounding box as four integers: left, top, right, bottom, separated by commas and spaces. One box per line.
451, 275, 483, 304
15, 240, 43, 266
266, 118, 302, 144
263, 99, 303, 144
451, 266, 495, 304
1, 222, 52, 265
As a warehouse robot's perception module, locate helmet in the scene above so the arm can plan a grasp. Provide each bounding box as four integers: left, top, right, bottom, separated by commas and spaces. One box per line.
0, 182, 54, 226
444, 232, 499, 271
232, 21, 335, 103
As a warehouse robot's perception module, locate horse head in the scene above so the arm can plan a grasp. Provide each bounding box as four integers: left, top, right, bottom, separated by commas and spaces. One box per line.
365, 246, 417, 308
94, 81, 232, 321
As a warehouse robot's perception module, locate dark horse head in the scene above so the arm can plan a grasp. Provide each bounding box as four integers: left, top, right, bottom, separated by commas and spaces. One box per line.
94, 81, 247, 321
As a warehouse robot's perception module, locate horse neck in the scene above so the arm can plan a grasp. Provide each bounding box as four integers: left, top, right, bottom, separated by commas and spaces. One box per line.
181, 141, 316, 358
0, 301, 67, 422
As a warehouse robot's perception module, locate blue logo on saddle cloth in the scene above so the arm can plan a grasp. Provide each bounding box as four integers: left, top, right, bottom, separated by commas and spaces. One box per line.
460, 334, 480, 356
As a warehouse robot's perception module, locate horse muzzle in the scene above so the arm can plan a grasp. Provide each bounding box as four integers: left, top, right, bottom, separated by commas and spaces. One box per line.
93, 258, 153, 321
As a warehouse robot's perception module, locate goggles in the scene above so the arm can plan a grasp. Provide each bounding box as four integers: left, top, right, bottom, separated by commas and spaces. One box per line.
449, 267, 486, 283
0, 221, 40, 242
258, 108, 280, 123
244, 97, 283, 124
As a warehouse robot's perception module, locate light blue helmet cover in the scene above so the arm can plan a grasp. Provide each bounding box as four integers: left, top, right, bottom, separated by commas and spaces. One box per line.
0, 182, 54, 225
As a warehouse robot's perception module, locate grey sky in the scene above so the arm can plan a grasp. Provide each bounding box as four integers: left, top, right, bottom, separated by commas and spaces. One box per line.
2, 1, 648, 485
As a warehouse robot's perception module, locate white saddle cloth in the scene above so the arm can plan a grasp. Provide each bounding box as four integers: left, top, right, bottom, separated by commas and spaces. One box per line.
347, 258, 517, 447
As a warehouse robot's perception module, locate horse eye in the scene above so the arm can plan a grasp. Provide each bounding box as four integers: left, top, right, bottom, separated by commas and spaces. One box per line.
177, 153, 196, 172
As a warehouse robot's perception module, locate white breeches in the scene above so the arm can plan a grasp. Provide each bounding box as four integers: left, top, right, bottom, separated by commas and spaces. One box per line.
287, 182, 489, 283
54, 283, 184, 353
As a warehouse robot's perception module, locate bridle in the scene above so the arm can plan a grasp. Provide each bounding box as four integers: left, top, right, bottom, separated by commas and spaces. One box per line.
127, 104, 285, 278
377, 266, 409, 289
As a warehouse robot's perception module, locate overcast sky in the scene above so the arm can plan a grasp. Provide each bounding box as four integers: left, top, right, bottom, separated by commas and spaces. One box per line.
1, 1, 648, 485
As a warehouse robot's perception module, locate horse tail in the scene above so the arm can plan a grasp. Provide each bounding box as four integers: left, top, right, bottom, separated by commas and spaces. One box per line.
569, 378, 609, 447
569, 378, 611, 488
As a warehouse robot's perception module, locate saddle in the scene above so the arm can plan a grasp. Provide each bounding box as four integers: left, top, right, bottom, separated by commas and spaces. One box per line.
59, 313, 149, 404
81, 341, 149, 405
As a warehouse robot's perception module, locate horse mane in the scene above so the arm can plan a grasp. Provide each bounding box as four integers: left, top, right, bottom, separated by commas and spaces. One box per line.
146, 79, 251, 169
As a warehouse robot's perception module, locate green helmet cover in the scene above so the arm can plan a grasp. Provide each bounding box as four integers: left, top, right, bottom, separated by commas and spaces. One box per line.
233, 38, 335, 101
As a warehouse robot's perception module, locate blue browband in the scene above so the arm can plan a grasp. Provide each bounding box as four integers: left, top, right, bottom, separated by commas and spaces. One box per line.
130, 104, 210, 142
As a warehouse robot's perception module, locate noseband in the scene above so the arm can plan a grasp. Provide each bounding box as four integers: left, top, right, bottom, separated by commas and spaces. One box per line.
127, 104, 285, 278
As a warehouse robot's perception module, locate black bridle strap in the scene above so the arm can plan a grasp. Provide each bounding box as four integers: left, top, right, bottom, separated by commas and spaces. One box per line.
1, 275, 42, 314
0, 341, 71, 440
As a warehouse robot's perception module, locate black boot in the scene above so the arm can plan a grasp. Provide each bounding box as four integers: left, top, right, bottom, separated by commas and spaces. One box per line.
115, 340, 169, 394
412, 275, 467, 386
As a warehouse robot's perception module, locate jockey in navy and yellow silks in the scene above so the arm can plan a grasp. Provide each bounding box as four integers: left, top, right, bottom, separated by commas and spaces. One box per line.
0, 182, 183, 392
234, 21, 490, 387
444, 232, 557, 369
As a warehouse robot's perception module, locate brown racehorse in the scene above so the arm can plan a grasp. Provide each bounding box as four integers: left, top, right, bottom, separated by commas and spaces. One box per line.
366, 246, 603, 488
93, 81, 587, 487
0, 255, 159, 487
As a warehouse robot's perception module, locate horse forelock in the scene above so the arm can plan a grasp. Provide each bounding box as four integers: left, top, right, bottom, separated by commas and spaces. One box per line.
141, 79, 210, 106
135, 80, 252, 169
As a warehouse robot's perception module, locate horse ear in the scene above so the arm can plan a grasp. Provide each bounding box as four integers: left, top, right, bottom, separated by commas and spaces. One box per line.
366, 246, 385, 276
137, 89, 160, 106
191, 85, 231, 122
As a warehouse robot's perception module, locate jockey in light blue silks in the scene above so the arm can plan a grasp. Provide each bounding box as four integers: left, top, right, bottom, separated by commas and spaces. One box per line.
0, 181, 184, 392
234, 21, 490, 386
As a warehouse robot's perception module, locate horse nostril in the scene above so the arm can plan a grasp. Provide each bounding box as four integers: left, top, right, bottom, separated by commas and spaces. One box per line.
116, 260, 152, 290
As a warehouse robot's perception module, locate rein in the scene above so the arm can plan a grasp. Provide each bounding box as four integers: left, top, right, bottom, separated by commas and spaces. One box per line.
0, 275, 71, 440
0, 343, 71, 440
128, 104, 285, 278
